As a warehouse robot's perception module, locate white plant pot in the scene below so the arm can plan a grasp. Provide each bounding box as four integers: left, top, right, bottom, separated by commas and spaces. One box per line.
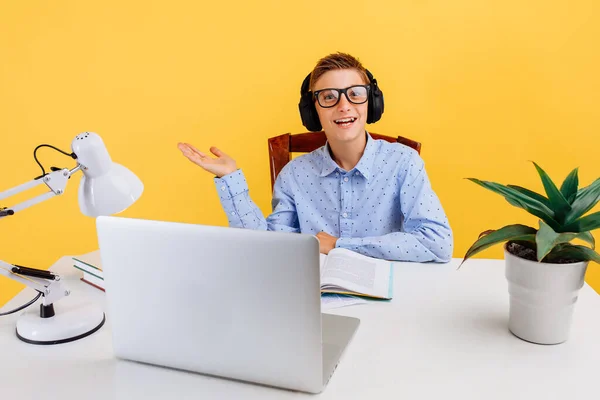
504, 245, 588, 345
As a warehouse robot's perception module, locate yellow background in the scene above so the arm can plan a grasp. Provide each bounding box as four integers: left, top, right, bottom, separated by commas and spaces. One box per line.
1, 0, 599, 306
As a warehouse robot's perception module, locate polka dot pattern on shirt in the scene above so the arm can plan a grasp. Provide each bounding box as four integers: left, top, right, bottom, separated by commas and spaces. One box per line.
213, 133, 453, 262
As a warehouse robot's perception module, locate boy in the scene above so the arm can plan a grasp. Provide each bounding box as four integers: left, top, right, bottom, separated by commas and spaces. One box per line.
178, 52, 453, 262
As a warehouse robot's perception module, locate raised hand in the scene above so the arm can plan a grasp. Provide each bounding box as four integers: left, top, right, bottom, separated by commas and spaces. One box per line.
177, 143, 237, 178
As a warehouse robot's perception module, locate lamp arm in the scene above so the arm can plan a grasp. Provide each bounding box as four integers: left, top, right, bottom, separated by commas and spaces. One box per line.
0, 260, 68, 306
0, 166, 82, 307
0, 164, 82, 218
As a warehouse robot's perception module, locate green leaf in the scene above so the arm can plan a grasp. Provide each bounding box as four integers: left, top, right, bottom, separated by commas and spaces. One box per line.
532, 162, 571, 223
535, 220, 594, 261
563, 211, 600, 233
545, 243, 600, 264
564, 178, 600, 225
560, 167, 579, 203
459, 224, 537, 268
579, 231, 596, 249
466, 178, 560, 229
504, 197, 562, 232
506, 185, 551, 208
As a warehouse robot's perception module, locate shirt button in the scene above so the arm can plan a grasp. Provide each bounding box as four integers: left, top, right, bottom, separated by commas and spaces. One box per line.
231, 211, 235, 216
220, 186, 226, 191
342, 212, 348, 218
355, 172, 360, 176
335, 172, 339, 177
343, 177, 349, 182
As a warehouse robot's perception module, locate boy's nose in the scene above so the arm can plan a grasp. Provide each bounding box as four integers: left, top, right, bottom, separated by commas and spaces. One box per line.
337, 93, 352, 111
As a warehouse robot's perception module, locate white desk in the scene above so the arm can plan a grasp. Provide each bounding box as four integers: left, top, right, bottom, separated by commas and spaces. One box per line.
1, 256, 599, 399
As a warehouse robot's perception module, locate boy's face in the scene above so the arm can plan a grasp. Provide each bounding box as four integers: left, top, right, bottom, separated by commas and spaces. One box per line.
313, 69, 368, 144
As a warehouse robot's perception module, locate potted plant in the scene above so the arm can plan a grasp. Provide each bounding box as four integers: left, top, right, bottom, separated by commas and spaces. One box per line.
460, 162, 600, 344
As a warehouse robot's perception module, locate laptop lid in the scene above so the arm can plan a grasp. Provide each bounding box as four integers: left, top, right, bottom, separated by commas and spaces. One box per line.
96, 216, 323, 392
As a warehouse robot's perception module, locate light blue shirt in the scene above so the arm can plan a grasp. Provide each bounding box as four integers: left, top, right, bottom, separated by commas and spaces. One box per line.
214, 133, 453, 262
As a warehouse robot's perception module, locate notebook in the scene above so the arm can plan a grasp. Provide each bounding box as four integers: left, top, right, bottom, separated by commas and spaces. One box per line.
72, 250, 105, 291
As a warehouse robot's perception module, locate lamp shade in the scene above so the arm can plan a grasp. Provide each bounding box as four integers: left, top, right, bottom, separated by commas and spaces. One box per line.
71, 132, 143, 217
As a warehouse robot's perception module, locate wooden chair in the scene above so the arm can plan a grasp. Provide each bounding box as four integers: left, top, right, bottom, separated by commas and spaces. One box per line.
267, 131, 421, 191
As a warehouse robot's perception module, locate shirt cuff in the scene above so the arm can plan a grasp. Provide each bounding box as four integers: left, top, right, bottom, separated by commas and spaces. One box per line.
336, 237, 363, 252
214, 169, 247, 200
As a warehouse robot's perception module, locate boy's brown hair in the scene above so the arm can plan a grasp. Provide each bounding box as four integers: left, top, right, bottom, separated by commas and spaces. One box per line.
309, 52, 369, 91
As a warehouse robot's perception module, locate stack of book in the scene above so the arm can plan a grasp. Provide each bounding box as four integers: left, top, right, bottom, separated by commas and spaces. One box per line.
72, 250, 104, 291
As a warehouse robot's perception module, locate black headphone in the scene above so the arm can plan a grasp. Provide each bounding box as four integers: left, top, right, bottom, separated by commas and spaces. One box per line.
298, 69, 385, 132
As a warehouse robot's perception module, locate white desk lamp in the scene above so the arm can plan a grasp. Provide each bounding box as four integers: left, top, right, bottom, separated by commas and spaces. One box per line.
0, 132, 143, 345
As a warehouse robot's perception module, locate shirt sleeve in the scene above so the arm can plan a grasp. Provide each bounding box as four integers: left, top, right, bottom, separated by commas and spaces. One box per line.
335, 153, 453, 262
214, 168, 300, 233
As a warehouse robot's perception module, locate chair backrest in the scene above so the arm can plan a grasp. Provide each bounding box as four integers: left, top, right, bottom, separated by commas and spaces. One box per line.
267, 131, 421, 191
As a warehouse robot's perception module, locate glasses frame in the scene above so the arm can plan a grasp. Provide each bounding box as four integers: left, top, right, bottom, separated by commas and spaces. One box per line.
312, 84, 370, 108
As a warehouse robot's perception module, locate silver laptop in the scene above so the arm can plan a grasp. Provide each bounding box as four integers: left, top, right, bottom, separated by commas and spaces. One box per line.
96, 216, 359, 393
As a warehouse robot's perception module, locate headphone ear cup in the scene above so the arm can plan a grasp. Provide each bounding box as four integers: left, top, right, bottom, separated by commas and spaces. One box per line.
365, 69, 384, 124
298, 73, 323, 132
368, 88, 384, 124
299, 93, 322, 132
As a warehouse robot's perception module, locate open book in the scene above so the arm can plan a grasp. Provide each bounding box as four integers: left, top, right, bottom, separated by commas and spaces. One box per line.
320, 248, 394, 300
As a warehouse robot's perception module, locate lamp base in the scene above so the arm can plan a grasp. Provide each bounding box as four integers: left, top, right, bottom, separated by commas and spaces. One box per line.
16, 303, 105, 345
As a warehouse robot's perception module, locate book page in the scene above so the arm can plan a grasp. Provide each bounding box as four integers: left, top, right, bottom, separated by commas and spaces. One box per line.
321, 293, 367, 310
319, 253, 327, 271
322, 255, 377, 288
321, 248, 392, 299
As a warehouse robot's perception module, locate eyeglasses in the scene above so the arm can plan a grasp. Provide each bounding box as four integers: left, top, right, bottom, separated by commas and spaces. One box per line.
313, 85, 370, 108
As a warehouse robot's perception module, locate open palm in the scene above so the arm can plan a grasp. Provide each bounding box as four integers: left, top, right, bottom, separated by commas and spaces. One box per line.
177, 143, 237, 178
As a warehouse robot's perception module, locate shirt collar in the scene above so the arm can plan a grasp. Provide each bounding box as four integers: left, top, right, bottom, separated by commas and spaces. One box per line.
319, 132, 377, 180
